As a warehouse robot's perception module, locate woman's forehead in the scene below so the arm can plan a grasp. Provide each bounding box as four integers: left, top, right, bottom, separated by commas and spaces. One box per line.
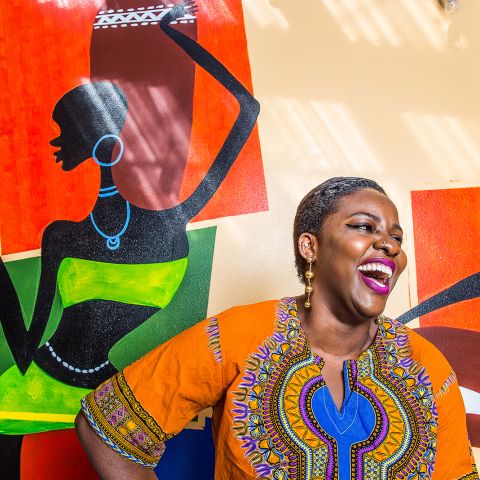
332, 189, 400, 222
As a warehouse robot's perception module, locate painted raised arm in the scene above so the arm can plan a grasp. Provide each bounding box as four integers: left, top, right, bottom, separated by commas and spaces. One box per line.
160, 1, 260, 221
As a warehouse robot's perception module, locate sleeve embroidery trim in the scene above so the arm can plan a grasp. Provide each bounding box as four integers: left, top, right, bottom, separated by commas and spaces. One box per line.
458, 471, 479, 480
458, 446, 479, 479
206, 316, 222, 364
81, 371, 171, 468
434, 370, 457, 399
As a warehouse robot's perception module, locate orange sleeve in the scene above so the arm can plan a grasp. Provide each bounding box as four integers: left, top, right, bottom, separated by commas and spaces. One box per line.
433, 371, 478, 479
81, 315, 224, 468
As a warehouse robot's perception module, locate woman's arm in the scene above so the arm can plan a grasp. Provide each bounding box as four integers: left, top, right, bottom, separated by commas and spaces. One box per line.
76, 314, 226, 476
75, 413, 157, 480
160, 1, 260, 221
0, 222, 60, 373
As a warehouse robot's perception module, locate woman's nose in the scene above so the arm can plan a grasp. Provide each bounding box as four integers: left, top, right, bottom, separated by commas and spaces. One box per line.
50, 137, 61, 147
373, 235, 400, 256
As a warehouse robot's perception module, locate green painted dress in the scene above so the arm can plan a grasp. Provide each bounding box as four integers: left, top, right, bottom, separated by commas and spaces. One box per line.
0, 256, 188, 435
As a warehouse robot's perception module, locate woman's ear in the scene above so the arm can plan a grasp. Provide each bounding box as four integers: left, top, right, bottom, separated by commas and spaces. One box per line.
298, 233, 316, 261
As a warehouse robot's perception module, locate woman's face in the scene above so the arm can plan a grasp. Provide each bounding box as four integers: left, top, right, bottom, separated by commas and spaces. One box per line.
306, 188, 407, 321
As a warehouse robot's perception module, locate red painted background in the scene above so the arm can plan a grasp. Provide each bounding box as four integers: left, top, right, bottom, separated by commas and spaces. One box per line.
0, 0, 267, 255
412, 187, 480, 331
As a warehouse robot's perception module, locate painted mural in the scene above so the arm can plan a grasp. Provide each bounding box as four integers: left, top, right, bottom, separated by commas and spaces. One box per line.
0, 0, 264, 478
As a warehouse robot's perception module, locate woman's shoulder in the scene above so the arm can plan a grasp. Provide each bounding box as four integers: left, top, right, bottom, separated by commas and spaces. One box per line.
208, 297, 293, 351
380, 316, 454, 391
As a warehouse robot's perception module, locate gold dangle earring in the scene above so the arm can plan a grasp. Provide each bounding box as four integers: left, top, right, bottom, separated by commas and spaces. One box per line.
304, 256, 314, 309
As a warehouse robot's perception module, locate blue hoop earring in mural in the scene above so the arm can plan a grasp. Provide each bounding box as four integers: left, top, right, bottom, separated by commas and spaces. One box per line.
92, 134, 124, 167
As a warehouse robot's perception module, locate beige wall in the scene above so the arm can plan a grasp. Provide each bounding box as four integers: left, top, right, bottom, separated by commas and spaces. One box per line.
198, 0, 480, 462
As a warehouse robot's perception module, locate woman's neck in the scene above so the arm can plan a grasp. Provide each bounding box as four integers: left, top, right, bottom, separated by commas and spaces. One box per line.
297, 294, 378, 360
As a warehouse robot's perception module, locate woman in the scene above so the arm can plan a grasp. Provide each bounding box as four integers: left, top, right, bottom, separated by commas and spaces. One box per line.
0, 0, 258, 438
76, 177, 477, 479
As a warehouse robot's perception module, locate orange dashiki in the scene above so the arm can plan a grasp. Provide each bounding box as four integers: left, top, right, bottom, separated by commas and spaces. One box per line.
81, 298, 478, 479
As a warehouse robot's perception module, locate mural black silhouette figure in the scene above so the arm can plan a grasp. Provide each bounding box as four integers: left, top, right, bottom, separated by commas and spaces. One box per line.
0, 1, 259, 393
0, 2, 259, 475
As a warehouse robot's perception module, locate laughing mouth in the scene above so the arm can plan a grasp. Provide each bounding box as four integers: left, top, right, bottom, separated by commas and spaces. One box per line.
357, 259, 395, 294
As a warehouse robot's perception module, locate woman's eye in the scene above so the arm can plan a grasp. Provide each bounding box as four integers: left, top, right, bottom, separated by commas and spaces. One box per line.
392, 236, 404, 245
347, 223, 373, 232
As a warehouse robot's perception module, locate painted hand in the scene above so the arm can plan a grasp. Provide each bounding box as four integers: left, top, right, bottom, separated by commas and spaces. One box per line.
160, 0, 198, 26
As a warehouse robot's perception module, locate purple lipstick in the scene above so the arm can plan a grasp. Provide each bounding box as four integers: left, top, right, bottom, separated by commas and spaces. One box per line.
357, 258, 396, 296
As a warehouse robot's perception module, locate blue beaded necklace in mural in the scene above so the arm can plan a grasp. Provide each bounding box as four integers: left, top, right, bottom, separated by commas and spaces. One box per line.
89, 134, 131, 251
90, 186, 131, 251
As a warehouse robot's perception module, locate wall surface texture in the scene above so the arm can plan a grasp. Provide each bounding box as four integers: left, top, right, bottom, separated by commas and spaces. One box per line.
0, 0, 479, 477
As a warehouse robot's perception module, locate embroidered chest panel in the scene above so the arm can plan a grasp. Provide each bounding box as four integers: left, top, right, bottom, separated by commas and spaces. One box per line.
232, 299, 437, 480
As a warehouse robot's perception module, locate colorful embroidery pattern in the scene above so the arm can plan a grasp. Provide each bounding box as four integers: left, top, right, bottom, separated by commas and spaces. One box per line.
206, 317, 222, 364
81, 371, 170, 467
435, 371, 456, 398
460, 469, 480, 480
232, 298, 439, 480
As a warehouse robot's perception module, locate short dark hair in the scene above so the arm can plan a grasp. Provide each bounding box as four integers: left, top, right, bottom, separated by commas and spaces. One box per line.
293, 177, 387, 282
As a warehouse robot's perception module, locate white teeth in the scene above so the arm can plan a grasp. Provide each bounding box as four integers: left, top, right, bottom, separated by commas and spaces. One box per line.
357, 262, 393, 278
